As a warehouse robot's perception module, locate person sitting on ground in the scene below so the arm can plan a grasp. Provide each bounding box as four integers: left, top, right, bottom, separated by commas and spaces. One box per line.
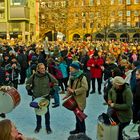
0, 119, 38, 140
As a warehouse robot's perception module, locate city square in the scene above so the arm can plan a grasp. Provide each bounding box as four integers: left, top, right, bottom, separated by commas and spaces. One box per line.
0, 0, 140, 140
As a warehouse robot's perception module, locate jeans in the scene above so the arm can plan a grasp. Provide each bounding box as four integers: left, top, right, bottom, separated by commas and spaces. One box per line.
52, 86, 60, 105
36, 108, 51, 129
75, 113, 86, 133
118, 121, 130, 140
91, 78, 102, 92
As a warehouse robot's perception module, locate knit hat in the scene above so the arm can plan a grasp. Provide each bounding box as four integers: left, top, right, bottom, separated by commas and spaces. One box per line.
113, 76, 125, 85
70, 62, 80, 70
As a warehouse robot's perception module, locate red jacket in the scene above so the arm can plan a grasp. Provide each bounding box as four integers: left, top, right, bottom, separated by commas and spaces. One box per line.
87, 57, 104, 78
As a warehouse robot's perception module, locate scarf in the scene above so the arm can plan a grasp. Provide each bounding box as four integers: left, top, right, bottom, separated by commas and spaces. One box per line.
70, 70, 83, 80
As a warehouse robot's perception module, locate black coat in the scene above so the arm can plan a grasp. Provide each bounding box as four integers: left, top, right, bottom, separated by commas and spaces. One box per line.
133, 79, 140, 105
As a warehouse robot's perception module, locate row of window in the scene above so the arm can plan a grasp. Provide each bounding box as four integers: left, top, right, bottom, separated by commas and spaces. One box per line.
74, 10, 140, 18
41, 1, 66, 9
79, 0, 139, 6
80, 21, 140, 29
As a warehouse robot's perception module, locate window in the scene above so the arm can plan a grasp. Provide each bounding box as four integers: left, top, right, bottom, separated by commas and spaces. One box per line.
110, 23, 115, 27
126, 0, 131, 4
74, 0, 78, 6
97, 0, 100, 5
74, 13, 78, 18
55, 2, 59, 7
134, 0, 139, 4
89, 0, 94, 6
111, 11, 115, 17
118, 11, 123, 16
126, 10, 131, 16
127, 22, 131, 26
82, 12, 86, 17
61, 1, 66, 7
118, 0, 123, 4
136, 22, 140, 27
82, 0, 86, 6
10, 0, 27, 6
0, 12, 4, 18
90, 22, 94, 28
134, 11, 139, 16
0, 2, 4, 7
47, 2, 52, 8
111, 0, 115, 5
82, 22, 86, 28
89, 12, 94, 18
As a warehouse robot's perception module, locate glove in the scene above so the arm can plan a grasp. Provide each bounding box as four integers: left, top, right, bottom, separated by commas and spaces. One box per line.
94, 64, 99, 68
27, 90, 33, 96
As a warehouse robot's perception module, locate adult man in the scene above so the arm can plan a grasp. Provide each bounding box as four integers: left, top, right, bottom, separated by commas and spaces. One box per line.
67, 62, 88, 134
26, 63, 58, 134
108, 76, 133, 140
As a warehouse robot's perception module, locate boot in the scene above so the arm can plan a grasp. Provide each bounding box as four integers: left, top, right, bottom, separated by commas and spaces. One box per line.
69, 129, 79, 134
34, 126, 42, 133
0, 113, 6, 118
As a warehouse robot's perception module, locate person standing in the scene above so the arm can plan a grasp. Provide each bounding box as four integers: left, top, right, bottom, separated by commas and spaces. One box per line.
26, 63, 58, 134
17, 48, 28, 84
0, 62, 6, 118
5, 57, 21, 89
87, 51, 104, 94
108, 76, 133, 140
67, 62, 88, 134
132, 69, 140, 123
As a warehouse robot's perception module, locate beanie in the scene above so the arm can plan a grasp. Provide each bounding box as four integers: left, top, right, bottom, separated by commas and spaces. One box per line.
70, 62, 80, 70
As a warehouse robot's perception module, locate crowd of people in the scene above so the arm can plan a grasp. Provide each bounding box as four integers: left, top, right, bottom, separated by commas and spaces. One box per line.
0, 39, 140, 139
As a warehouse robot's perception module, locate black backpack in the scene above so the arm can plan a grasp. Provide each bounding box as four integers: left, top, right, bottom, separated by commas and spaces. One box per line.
103, 78, 113, 102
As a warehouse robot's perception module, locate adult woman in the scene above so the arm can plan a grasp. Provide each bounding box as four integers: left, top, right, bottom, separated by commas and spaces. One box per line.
0, 119, 37, 140
67, 62, 88, 134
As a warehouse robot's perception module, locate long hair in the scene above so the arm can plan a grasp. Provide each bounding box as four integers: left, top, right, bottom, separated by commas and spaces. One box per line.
0, 119, 13, 140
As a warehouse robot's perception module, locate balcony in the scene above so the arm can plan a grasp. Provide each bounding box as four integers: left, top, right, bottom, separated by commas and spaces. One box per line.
9, 6, 29, 20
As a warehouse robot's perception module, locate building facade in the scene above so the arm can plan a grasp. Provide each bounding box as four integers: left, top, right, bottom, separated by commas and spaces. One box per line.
40, 0, 140, 42
0, 0, 36, 42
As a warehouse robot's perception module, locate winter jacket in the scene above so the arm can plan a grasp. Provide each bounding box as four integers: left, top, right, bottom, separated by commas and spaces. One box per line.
5, 62, 21, 81
108, 84, 133, 123
26, 72, 58, 98
68, 74, 88, 110
87, 57, 104, 78
133, 79, 140, 105
0, 67, 5, 85
58, 61, 68, 78
104, 63, 117, 80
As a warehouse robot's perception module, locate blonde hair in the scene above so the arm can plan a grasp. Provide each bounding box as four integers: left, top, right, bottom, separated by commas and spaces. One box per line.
0, 119, 13, 140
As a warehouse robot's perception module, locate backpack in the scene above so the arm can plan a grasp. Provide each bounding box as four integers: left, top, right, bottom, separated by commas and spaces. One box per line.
103, 78, 113, 102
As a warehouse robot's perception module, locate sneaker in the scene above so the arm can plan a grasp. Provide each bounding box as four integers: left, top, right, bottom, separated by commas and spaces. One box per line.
46, 128, 52, 134
98, 91, 102, 95
0, 113, 6, 118
69, 129, 79, 134
52, 104, 59, 108
34, 126, 42, 133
